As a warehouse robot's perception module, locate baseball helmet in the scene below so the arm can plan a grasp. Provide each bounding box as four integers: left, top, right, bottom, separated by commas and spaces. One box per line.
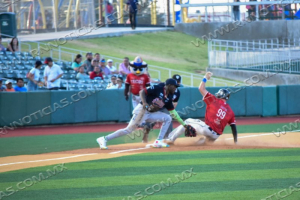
215, 89, 231, 100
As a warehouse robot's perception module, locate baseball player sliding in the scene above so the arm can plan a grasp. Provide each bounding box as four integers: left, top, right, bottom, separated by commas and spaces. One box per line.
96, 78, 195, 149
165, 72, 238, 145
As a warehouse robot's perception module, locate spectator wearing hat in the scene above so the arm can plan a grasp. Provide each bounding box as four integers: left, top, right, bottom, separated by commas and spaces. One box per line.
14, 78, 27, 92
0, 79, 5, 91
106, 59, 118, 74
27, 60, 43, 91
76, 66, 90, 80
100, 59, 111, 76
0, 36, 6, 52
90, 66, 103, 80
84, 52, 93, 73
119, 57, 131, 76
106, 75, 118, 89
43, 57, 63, 90
72, 54, 84, 72
172, 74, 184, 87
5, 80, 15, 92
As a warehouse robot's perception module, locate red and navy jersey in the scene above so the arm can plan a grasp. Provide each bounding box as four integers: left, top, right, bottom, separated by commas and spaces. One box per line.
125, 74, 150, 95
143, 84, 174, 111
203, 92, 236, 135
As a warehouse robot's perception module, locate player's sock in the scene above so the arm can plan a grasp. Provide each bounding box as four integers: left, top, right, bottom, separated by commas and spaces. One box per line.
157, 118, 171, 140
105, 129, 129, 141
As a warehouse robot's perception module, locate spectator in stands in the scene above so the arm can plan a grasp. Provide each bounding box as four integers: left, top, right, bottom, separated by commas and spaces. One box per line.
90, 66, 103, 80
88, 59, 99, 75
36, 13, 43, 29
84, 52, 93, 73
0, 79, 5, 91
119, 57, 131, 76
0, 36, 6, 52
45, 10, 52, 29
233, 0, 240, 21
4, 80, 15, 92
72, 54, 84, 71
126, 0, 139, 30
107, 59, 118, 74
76, 66, 90, 80
27, 60, 43, 91
94, 53, 101, 62
106, 1, 115, 24
100, 59, 111, 76
247, 0, 257, 21
106, 75, 118, 89
44, 57, 64, 90
116, 76, 125, 89
7, 37, 19, 52
172, 74, 184, 87
14, 78, 27, 92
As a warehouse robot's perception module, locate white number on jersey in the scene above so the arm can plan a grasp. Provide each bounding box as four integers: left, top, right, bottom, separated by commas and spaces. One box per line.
216, 109, 226, 119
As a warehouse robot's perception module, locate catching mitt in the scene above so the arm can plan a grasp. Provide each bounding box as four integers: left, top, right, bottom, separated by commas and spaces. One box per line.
147, 98, 165, 112
184, 125, 197, 137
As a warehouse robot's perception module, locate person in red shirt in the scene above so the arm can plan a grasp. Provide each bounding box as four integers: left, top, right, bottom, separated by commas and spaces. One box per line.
124, 56, 150, 108
90, 66, 103, 80
165, 72, 238, 145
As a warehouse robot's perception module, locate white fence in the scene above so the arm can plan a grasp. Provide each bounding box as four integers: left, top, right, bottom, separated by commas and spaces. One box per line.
180, 1, 300, 22
209, 39, 300, 73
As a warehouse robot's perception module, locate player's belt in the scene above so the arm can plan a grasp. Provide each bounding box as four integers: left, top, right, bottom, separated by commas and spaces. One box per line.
208, 126, 221, 135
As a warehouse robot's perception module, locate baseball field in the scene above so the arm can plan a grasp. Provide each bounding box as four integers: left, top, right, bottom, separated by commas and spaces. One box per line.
0, 116, 299, 200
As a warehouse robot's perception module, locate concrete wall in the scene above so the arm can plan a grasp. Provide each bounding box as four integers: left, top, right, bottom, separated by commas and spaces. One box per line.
175, 20, 300, 41
207, 68, 300, 86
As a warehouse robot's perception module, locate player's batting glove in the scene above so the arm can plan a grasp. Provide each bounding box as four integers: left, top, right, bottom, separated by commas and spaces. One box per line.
184, 125, 197, 137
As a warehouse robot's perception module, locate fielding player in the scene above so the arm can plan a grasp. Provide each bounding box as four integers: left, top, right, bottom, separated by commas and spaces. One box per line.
142, 74, 182, 143
97, 78, 195, 149
166, 72, 238, 144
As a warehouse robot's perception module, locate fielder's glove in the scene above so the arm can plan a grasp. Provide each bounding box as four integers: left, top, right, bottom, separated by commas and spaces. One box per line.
184, 125, 197, 137
147, 98, 165, 112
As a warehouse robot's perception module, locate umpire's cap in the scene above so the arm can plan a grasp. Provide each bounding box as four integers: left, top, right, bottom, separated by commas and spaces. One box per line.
165, 78, 179, 87
215, 89, 231, 100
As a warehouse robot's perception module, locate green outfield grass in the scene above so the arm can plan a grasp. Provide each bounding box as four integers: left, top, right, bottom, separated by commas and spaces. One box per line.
0, 122, 292, 157
19, 31, 242, 87
0, 148, 300, 200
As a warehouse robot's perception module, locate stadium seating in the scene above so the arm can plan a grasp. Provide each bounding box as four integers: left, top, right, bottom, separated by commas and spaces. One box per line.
0, 50, 114, 91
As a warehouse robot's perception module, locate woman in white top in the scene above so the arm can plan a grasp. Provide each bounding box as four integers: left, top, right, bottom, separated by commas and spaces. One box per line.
27, 60, 42, 91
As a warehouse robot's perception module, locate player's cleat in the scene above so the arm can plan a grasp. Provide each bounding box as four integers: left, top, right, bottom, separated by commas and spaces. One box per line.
152, 139, 170, 148
96, 137, 108, 149
164, 138, 174, 145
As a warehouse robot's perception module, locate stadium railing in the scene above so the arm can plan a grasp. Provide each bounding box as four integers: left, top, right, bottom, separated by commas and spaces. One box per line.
208, 39, 300, 74
180, 1, 300, 23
